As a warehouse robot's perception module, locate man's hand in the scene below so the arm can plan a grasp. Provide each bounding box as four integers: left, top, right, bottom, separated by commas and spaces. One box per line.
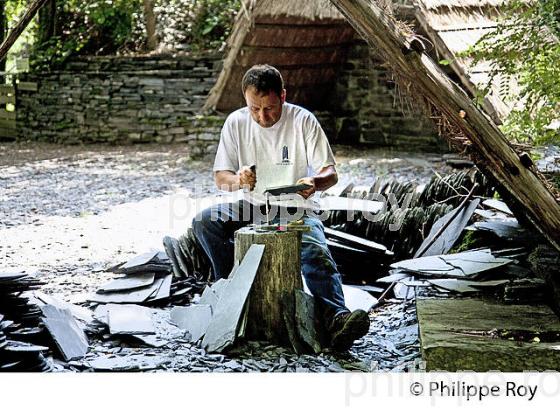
238, 165, 257, 191
296, 177, 316, 199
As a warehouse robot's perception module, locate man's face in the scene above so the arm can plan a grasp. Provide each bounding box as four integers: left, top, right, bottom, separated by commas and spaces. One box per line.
244, 86, 286, 128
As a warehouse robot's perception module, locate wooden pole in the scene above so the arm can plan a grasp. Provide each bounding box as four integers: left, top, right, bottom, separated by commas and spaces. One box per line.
0, 0, 50, 62
329, 0, 560, 252
234, 226, 303, 345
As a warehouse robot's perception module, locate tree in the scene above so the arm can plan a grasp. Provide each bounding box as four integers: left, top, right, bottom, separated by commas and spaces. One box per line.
0, 0, 6, 79
143, 0, 157, 51
37, 0, 56, 47
465, 0, 560, 146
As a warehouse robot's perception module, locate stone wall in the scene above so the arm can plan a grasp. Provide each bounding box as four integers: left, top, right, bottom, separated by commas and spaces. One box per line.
15, 45, 444, 152
327, 41, 445, 152
16, 53, 223, 145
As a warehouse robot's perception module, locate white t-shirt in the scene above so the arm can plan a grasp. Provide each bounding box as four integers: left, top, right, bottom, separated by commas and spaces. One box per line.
213, 102, 336, 207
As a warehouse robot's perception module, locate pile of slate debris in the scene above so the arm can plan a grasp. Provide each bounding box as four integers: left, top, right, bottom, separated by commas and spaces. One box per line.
0, 168, 553, 372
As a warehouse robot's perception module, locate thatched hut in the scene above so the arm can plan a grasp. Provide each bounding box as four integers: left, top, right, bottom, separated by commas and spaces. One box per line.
204, 0, 357, 112
414, 0, 522, 123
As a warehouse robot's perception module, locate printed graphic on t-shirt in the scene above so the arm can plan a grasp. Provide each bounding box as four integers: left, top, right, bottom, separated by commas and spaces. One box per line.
278, 145, 293, 166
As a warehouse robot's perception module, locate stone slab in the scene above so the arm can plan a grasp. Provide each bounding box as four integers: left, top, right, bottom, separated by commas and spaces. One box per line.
417, 297, 560, 371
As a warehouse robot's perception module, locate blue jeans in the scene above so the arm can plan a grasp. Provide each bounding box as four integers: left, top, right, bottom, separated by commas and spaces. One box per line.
192, 200, 348, 318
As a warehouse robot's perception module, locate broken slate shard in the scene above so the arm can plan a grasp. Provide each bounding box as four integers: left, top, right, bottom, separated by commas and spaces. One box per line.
391, 249, 513, 278
33, 292, 94, 329
40, 304, 89, 361
472, 220, 537, 241
376, 272, 412, 283
324, 227, 389, 254
199, 286, 219, 312
107, 304, 155, 335
85, 355, 169, 372
427, 279, 509, 294
98, 272, 155, 293
163, 236, 187, 278
414, 199, 480, 257
202, 244, 265, 352
88, 278, 160, 304
147, 273, 172, 302
482, 199, 513, 216
170, 304, 212, 342
342, 284, 377, 312
117, 250, 159, 271
294, 290, 323, 354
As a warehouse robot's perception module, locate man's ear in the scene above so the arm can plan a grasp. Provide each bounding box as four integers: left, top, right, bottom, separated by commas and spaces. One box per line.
280, 89, 286, 104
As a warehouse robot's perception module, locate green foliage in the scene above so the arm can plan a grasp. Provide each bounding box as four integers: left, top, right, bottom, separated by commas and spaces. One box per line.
33, 0, 141, 69
31, 0, 241, 67
189, 0, 240, 50
463, 0, 560, 146
154, 0, 240, 51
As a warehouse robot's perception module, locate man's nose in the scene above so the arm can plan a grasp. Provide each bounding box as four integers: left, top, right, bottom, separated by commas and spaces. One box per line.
258, 110, 267, 123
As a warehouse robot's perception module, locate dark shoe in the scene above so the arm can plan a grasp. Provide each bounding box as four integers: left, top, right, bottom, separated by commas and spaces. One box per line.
328, 309, 370, 351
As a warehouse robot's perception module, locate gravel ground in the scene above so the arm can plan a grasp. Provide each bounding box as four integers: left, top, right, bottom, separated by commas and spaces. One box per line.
0, 142, 452, 372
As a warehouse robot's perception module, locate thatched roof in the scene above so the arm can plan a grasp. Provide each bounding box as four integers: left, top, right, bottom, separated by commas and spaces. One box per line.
203, 0, 356, 113
421, 0, 509, 10
254, 0, 344, 21
414, 0, 522, 123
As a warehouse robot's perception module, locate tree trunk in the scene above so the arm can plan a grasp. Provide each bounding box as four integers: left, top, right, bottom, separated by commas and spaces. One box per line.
329, 0, 560, 253
37, 0, 56, 46
234, 227, 303, 346
143, 0, 158, 51
0, 0, 5, 80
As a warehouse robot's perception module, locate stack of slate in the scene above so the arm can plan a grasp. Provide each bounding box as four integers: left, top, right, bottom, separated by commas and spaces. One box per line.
0, 272, 53, 372
417, 169, 494, 207
90, 249, 206, 306
376, 248, 516, 297
323, 170, 494, 267
165, 228, 211, 280
467, 199, 544, 246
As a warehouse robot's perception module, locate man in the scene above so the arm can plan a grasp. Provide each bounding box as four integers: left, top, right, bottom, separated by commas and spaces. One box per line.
192, 64, 369, 351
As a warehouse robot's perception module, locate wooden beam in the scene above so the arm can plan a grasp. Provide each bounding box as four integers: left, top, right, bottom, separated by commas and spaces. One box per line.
329, 0, 560, 252
0, 0, 50, 62
203, 0, 257, 112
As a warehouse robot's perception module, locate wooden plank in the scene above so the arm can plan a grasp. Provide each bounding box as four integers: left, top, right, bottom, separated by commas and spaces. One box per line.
0, 118, 16, 129
0, 111, 16, 120
330, 0, 560, 252
0, 95, 15, 104
0, 85, 14, 93
0, 128, 16, 138
17, 81, 38, 91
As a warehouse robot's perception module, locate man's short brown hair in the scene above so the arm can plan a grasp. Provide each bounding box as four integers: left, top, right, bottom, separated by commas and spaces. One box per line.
241, 64, 284, 98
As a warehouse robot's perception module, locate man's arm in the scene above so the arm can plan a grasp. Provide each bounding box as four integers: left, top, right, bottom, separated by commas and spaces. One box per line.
214, 167, 256, 191
296, 165, 338, 199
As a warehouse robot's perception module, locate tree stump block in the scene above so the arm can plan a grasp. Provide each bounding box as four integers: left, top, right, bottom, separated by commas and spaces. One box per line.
234, 226, 303, 345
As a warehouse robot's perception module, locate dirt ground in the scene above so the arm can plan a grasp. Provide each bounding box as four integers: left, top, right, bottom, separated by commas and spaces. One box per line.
0, 142, 453, 372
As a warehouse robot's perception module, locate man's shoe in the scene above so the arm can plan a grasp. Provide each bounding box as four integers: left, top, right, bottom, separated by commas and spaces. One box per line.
328, 309, 370, 351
